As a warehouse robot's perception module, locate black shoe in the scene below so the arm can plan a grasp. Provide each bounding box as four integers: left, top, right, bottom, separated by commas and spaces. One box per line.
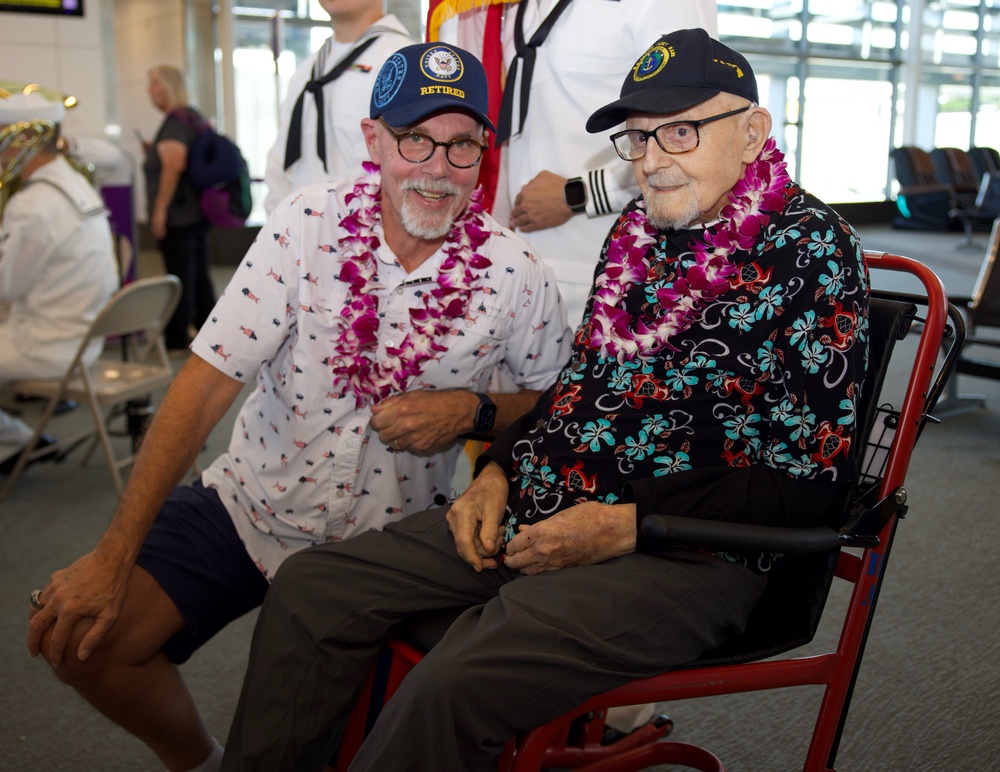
0, 434, 60, 475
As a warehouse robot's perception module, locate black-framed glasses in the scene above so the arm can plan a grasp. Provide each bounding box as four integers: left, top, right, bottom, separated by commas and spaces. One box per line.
378, 117, 487, 169
609, 105, 752, 161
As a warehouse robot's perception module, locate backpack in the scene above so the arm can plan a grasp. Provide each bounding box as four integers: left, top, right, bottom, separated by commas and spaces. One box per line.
170, 109, 252, 228
194, 151, 252, 229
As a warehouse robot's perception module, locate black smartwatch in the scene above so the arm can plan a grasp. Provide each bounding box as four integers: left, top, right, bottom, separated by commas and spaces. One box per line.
563, 177, 587, 214
473, 392, 497, 431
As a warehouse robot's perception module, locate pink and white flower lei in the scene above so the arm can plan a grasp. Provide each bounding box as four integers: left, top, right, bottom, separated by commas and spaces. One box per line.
589, 137, 790, 363
331, 162, 492, 407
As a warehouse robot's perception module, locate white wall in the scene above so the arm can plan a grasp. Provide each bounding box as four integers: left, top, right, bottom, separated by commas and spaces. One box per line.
0, 1, 114, 141
113, 0, 185, 219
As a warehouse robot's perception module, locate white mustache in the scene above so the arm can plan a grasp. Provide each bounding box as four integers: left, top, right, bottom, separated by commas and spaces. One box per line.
401, 178, 460, 196
645, 171, 687, 188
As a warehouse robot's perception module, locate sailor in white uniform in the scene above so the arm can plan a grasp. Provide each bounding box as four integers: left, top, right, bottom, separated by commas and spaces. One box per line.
0, 92, 118, 469
263, 0, 414, 214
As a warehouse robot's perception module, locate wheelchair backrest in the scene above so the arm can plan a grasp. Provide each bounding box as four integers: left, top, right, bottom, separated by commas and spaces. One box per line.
686, 296, 917, 667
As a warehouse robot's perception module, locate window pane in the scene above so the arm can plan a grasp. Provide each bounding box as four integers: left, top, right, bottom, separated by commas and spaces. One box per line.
719, 1, 803, 55
974, 82, 1000, 147
232, 14, 333, 224
934, 81, 975, 147
921, 1, 982, 66
800, 68, 895, 202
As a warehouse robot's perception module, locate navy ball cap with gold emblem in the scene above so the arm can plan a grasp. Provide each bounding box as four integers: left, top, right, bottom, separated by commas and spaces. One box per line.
586, 28, 758, 133
370, 42, 496, 133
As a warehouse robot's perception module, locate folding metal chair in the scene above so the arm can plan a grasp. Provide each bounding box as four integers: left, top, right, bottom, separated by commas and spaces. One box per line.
0, 275, 182, 500
332, 251, 957, 772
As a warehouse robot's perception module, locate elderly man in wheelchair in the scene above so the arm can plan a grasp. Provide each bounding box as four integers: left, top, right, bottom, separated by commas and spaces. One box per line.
222, 29, 871, 771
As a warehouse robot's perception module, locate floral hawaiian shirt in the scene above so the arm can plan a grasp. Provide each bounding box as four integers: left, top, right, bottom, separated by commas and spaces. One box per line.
494, 183, 870, 570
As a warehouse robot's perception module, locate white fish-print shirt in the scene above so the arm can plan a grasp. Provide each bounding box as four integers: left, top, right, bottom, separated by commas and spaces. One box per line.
193, 174, 571, 580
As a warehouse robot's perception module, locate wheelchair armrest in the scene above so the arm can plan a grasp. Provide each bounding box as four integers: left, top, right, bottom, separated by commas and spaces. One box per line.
640, 515, 865, 554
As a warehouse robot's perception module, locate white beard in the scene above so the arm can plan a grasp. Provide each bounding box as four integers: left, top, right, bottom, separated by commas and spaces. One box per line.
642, 171, 701, 230
400, 178, 461, 240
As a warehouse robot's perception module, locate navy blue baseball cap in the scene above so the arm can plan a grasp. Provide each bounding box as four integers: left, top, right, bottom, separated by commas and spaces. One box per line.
587, 29, 758, 133
370, 43, 496, 133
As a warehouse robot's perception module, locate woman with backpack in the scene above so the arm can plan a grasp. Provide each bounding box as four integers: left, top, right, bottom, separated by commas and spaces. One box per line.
143, 64, 216, 351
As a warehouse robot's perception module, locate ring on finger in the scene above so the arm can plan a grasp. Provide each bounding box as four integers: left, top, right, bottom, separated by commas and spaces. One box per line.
29, 588, 45, 610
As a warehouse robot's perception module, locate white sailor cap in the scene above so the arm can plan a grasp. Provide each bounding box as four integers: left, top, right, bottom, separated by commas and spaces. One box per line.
0, 92, 66, 125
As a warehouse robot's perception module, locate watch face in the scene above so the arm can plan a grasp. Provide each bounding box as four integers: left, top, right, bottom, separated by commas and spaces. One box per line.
476, 403, 498, 430
564, 179, 586, 208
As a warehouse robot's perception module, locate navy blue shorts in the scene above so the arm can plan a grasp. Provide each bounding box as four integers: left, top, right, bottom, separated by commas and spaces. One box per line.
136, 480, 269, 664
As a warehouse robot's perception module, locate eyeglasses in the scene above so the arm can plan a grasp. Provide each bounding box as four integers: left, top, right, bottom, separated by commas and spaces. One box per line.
378, 117, 487, 169
609, 105, 752, 161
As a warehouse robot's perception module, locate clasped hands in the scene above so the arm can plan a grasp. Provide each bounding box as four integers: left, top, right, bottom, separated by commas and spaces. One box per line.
446, 461, 638, 575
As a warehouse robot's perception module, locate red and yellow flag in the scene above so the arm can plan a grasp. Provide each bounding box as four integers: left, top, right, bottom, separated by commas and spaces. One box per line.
426, 0, 519, 214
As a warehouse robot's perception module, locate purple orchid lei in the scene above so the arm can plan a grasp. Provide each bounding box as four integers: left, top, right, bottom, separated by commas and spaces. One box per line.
589, 137, 790, 363
331, 162, 492, 407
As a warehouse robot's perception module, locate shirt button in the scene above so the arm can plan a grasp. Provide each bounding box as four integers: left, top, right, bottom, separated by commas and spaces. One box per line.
336, 489, 345, 498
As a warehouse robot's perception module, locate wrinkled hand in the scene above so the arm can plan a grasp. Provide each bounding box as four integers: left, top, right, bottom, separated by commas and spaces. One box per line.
446, 462, 509, 572
371, 389, 476, 455
510, 171, 573, 233
27, 551, 130, 666
504, 501, 637, 575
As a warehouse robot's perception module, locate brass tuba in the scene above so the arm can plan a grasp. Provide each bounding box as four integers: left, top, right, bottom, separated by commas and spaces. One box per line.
1, 82, 77, 218
1, 118, 56, 185
0, 119, 56, 218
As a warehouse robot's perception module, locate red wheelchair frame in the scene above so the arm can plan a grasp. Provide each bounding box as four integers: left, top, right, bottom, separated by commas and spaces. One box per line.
333, 251, 955, 772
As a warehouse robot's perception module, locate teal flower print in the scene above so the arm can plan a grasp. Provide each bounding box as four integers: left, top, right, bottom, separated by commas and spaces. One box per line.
579, 418, 615, 451
729, 302, 755, 332
653, 450, 692, 476
818, 259, 846, 296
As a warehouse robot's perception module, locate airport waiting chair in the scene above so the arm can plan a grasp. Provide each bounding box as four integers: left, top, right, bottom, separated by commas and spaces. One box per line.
930, 147, 981, 206
946, 171, 1000, 251
968, 146, 1000, 179
0, 275, 182, 500
930, 147, 992, 248
332, 251, 957, 772
936, 216, 1000, 414
889, 147, 953, 231
891, 146, 941, 188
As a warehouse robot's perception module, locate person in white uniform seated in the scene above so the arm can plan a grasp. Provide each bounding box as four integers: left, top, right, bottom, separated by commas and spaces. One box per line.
0, 92, 118, 474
